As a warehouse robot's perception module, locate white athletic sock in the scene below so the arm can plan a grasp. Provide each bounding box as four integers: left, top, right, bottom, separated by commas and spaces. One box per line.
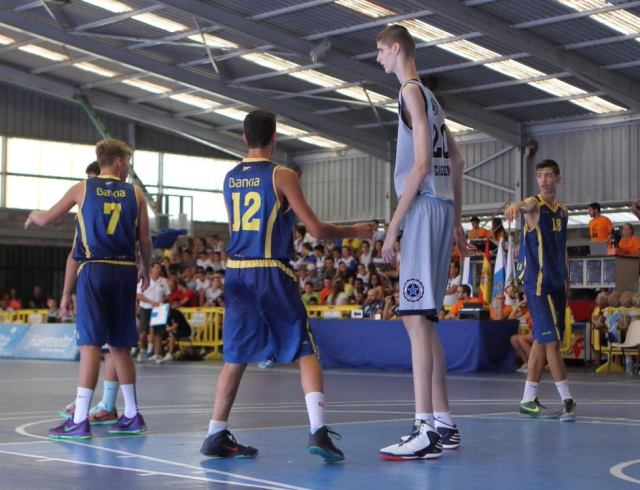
555, 380, 572, 401
120, 384, 139, 418
305, 392, 325, 433
101, 380, 119, 412
73, 387, 94, 424
146, 344, 153, 354
434, 411, 454, 426
415, 413, 434, 426
522, 381, 539, 402
208, 420, 228, 436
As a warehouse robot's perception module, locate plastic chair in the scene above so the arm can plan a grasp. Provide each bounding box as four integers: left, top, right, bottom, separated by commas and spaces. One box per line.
609, 320, 640, 374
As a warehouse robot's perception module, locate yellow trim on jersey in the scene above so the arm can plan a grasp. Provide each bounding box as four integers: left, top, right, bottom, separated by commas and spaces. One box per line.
77, 181, 91, 259
134, 185, 140, 229
242, 158, 270, 162
96, 175, 121, 180
547, 295, 560, 339
77, 259, 137, 275
538, 193, 559, 212
264, 165, 282, 259
305, 318, 318, 353
536, 227, 544, 296
226, 258, 296, 281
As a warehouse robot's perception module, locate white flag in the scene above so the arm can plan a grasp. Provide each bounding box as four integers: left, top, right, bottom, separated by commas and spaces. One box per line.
492, 237, 505, 301
504, 236, 517, 305
462, 240, 473, 297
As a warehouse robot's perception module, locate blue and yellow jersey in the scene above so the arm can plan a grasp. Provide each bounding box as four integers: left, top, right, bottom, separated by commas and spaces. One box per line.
517, 195, 568, 295
223, 158, 295, 260
73, 175, 139, 263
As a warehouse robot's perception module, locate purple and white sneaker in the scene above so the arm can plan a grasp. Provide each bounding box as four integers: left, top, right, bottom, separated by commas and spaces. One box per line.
49, 418, 92, 440
106, 413, 147, 435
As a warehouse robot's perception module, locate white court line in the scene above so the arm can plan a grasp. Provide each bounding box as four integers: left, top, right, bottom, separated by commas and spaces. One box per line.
611, 460, 640, 485
0, 449, 306, 490
13, 419, 312, 490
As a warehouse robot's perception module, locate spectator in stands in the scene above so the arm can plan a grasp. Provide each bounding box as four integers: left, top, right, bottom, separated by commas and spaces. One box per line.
356, 263, 370, 287
220, 251, 228, 270
197, 251, 210, 269
491, 217, 505, 243
313, 245, 326, 271
163, 298, 193, 363
335, 262, 354, 283
618, 223, 640, 256
85, 160, 100, 178
305, 264, 323, 291
353, 277, 366, 296
308, 296, 319, 306
588, 202, 612, 245
369, 271, 391, 297
323, 256, 337, 280
361, 288, 385, 318
160, 256, 171, 277
301, 242, 315, 264
358, 240, 373, 268
490, 292, 513, 320
194, 237, 206, 255
294, 225, 307, 256
302, 282, 319, 306
340, 246, 357, 272
331, 247, 342, 265
205, 251, 221, 272
181, 249, 197, 271
469, 216, 489, 239
61, 295, 76, 322
382, 291, 400, 320
372, 240, 385, 270
195, 268, 210, 293
136, 262, 171, 362
446, 285, 482, 319
354, 292, 366, 306
176, 279, 197, 307
169, 242, 183, 265
509, 294, 533, 373
46, 296, 61, 323
328, 280, 349, 306
29, 285, 46, 309
0, 297, 15, 321
319, 277, 334, 305
206, 234, 225, 253
216, 295, 226, 308
372, 219, 385, 243
443, 262, 462, 307
181, 268, 197, 291
8, 288, 22, 310
296, 265, 308, 290
202, 276, 224, 306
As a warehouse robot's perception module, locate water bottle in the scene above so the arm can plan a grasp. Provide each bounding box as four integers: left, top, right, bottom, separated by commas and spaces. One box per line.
626, 356, 633, 375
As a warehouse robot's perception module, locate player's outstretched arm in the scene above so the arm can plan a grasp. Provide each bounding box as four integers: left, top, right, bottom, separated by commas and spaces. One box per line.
136, 186, 152, 292
276, 167, 375, 240
24, 182, 83, 229
504, 196, 539, 230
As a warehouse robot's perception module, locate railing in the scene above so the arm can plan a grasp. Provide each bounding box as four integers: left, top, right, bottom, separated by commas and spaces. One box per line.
176, 307, 224, 360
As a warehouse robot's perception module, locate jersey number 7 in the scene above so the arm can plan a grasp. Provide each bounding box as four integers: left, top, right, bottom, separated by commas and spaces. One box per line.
103, 203, 121, 235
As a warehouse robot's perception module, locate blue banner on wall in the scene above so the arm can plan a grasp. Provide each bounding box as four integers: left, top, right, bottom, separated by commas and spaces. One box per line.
0, 324, 30, 358
13, 324, 79, 361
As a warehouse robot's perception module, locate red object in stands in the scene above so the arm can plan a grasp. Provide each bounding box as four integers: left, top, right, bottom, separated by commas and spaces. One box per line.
569, 300, 596, 322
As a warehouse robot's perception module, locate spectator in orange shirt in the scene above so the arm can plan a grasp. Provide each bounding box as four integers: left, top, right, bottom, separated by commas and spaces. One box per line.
618, 223, 640, 257
468, 216, 489, 239
588, 202, 612, 245
319, 277, 334, 305
509, 295, 533, 373
446, 285, 482, 319
490, 292, 513, 320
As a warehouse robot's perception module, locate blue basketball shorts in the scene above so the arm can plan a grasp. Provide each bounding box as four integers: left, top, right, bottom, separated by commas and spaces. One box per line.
524, 286, 566, 345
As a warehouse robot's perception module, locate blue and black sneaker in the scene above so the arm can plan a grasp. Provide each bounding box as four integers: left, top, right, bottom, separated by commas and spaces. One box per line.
200, 430, 258, 458
307, 426, 345, 463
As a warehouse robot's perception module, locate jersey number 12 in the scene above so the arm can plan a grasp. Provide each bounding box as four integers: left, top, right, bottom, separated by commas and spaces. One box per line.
231, 192, 262, 232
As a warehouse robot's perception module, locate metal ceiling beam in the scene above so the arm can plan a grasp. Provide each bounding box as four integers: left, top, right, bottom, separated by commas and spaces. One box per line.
420, 0, 640, 111
419, 53, 529, 75
513, 1, 640, 29
129, 87, 196, 104
155, 0, 522, 145
355, 32, 483, 60
0, 38, 43, 54
485, 92, 605, 111
72, 6, 165, 32
31, 55, 98, 74
0, 10, 389, 160
0, 64, 274, 160
564, 32, 640, 50
443, 72, 571, 95
249, 0, 334, 20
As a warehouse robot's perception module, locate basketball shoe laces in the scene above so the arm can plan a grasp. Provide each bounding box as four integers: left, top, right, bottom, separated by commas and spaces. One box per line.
400, 424, 421, 446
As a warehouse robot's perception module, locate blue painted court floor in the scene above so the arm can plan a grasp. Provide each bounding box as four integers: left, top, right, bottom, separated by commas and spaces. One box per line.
2, 360, 640, 489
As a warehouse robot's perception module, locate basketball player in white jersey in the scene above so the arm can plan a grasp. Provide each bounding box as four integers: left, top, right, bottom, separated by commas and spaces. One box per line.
376, 25, 474, 460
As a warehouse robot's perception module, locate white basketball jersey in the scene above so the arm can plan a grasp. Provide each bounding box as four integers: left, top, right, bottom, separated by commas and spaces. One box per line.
394, 80, 454, 202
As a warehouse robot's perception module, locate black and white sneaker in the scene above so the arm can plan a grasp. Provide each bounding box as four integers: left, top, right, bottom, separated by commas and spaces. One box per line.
434, 420, 461, 449
200, 430, 258, 458
380, 419, 443, 461
307, 426, 345, 463
559, 399, 577, 422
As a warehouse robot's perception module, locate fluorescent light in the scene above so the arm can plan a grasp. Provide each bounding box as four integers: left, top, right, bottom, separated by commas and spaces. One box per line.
187, 33, 240, 49
80, 0, 131, 14
132, 12, 187, 33
170, 93, 220, 109
570, 96, 625, 113
557, 1, 640, 35
334, 0, 394, 18
75, 62, 118, 77
336, 86, 389, 103
446, 120, 473, 133
241, 52, 299, 71
398, 19, 451, 42
19, 45, 68, 62
276, 123, 307, 136
122, 79, 169, 94
299, 135, 346, 148
214, 108, 248, 121
0, 34, 14, 45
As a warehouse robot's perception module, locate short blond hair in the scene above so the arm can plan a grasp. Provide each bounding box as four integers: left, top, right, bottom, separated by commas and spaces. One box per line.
377, 24, 415, 59
95, 139, 133, 167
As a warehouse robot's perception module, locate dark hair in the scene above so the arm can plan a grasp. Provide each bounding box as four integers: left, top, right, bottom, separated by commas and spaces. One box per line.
588, 202, 601, 213
331, 280, 345, 305
451, 261, 460, 272
177, 280, 187, 288
377, 24, 416, 58
470, 216, 480, 223
205, 266, 214, 273
361, 240, 370, 247
623, 223, 635, 235
296, 225, 306, 236
302, 242, 313, 252
314, 244, 325, 252
86, 161, 100, 176
460, 284, 471, 296
244, 109, 276, 148
535, 159, 560, 176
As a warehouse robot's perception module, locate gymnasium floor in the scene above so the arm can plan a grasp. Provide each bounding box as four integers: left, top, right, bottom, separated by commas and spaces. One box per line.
1, 360, 640, 490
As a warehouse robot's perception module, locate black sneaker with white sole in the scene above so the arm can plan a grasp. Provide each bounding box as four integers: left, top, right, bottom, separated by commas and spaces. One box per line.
200, 430, 258, 458
434, 420, 461, 449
